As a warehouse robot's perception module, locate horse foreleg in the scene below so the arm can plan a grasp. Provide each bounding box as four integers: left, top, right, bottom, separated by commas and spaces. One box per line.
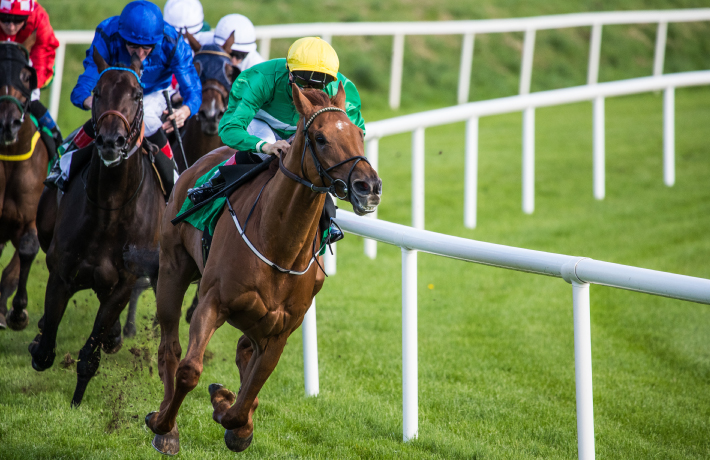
6, 229, 40, 331
145, 260, 202, 455
71, 282, 133, 407
0, 250, 20, 330
212, 334, 288, 452
29, 272, 73, 371
150, 291, 224, 435
36, 186, 57, 254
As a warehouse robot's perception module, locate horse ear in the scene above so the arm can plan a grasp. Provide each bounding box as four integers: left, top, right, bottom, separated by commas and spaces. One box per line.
21, 30, 37, 53
184, 31, 202, 53
330, 81, 346, 110
129, 52, 142, 75
224, 62, 240, 83
291, 83, 314, 118
222, 33, 235, 54
93, 46, 109, 73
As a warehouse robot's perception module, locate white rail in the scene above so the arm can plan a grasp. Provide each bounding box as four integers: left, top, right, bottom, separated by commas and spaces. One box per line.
359, 70, 710, 257
49, 9, 710, 118
299, 210, 710, 459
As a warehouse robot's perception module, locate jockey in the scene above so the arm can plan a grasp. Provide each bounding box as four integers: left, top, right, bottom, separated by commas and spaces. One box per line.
0, 0, 62, 154
187, 36, 364, 204
198, 14, 264, 71
45, 0, 201, 196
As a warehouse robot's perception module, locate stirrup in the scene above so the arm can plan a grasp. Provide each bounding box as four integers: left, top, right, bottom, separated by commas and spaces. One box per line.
322, 219, 344, 246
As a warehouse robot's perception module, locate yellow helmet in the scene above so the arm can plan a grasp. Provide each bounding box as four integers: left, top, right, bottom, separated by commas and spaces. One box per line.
287, 37, 339, 79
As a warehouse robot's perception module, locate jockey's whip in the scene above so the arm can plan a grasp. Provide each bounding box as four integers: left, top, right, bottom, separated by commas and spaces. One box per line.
162, 89, 189, 172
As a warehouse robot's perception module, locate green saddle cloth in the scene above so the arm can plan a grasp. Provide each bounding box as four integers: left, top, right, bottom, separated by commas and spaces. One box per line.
177, 159, 228, 236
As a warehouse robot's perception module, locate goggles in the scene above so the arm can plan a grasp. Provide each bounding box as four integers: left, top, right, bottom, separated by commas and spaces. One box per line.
290, 71, 334, 91
125, 41, 156, 51
230, 50, 248, 61
0, 13, 27, 25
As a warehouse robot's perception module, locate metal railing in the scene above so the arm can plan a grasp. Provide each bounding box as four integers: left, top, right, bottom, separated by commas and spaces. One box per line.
50, 10, 710, 119
359, 70, 710, 258
304, 210, 710, 460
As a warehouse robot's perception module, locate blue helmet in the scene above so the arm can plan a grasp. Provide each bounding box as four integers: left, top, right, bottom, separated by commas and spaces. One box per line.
118, 1, 164, 45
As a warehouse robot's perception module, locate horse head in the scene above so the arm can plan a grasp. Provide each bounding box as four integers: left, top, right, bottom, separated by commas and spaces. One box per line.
0, 34, 37, 146
91, 47, 144, 167
291, 84, 382, 216
191, 36, 239, 136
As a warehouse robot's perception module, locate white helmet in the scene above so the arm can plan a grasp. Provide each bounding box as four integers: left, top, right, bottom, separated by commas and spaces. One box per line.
214, 14, 257, 53
163, 0, 204, 35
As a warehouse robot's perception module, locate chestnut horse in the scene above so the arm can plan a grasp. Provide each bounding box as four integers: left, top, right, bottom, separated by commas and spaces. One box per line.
0, 38, 49, 331
145, 85, 381, 454
29, 50, 164, 407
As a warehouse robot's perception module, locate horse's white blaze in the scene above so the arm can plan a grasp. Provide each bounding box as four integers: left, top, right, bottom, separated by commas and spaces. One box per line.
335, 120, 345, 131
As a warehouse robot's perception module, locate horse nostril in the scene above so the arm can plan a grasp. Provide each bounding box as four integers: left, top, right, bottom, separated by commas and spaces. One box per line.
353, 180, 371, 195
115, 136, 126, 148
96, 135, 105, 147
12, 119, 22, 128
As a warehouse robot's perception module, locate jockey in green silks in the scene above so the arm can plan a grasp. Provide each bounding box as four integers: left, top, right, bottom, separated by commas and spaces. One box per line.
187, 36, 365, 204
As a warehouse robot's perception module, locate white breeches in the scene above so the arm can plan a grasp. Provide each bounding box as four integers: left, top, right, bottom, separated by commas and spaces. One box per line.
143, 88, 170, 137
247, 118, 291, 160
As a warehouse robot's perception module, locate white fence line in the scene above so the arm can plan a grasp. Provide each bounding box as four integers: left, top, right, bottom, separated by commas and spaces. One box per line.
299, 210, 710, 458
49, 9, 710, 118
359, 70, 710, 258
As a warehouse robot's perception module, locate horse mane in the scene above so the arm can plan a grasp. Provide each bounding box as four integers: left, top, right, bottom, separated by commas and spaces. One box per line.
300, 88, 335, 109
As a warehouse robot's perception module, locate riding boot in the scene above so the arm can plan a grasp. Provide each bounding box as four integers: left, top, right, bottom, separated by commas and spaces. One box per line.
46, 118, 96, 190
147, 130, 177, 199
187, 170, 225, 205
29, 100, 61, 161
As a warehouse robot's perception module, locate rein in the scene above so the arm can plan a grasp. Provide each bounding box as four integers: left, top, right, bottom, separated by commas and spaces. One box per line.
91, 67, 145, 166
278, 107, 370, 200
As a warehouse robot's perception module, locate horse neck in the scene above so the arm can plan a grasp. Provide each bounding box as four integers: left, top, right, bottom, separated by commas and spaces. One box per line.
86, 147, 145, 212
258, 131, 325, 267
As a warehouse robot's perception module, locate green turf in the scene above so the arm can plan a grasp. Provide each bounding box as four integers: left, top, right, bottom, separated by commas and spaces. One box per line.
2, 1, 710, 458
1, 87, 709, 458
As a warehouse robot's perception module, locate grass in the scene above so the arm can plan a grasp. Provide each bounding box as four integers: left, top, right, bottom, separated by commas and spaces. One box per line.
1, 86, 710, 458
1, 0, 710, 458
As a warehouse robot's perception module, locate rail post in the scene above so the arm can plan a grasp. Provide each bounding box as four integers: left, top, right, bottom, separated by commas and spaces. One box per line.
653, 22, 668, 77
457, 33, 475, 104
593, 96, 605, 200
663, 86, 675, 186
302, 298, 319, 397
522, 107, 535, 214
520, 29, 536, 95
412, 127, 425, 229
324, 241, 336, 275
389, 34, 405, 110
49, 40, 67, 122
365, 138, 379, 259
258, 37, 271, 60
587, 24, 602, 85
464, 117, 479, 229
402, 247, 418, 442
572, 280, 595, 460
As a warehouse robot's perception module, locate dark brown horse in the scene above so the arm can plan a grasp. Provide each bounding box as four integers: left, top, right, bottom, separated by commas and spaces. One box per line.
173, 32, 238, 171
29, 50, 165, 407
145, 85, 381, 454
0, 37, 49, 331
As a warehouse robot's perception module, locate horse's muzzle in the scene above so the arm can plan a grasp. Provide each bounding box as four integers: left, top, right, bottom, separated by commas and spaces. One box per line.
0, 118, 22, 146
350, 177, 382, 216
96, 133, 127, 167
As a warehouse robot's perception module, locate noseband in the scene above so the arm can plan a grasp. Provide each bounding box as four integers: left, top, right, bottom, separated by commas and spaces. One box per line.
279, 107, 370, 200
91, 67, 145, 166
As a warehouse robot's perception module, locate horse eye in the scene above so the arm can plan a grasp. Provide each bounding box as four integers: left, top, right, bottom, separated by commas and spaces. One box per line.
315, 135, 326, 145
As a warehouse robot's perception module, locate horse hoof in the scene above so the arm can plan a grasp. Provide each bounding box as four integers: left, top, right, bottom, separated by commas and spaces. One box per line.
101, 335, 123, 354
29, 338, 55, 372
151, 424, 180, 456
122, 323, 136, 338
224, 429, 253, 452
208, 383, 225, 397
145, 411, 170, 436
6, 309, 28, 331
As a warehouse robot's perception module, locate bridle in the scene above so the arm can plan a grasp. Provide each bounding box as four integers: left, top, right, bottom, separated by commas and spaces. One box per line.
91, 67, 145, 167
278, 107, 370, 200
0, 43, 35, 123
